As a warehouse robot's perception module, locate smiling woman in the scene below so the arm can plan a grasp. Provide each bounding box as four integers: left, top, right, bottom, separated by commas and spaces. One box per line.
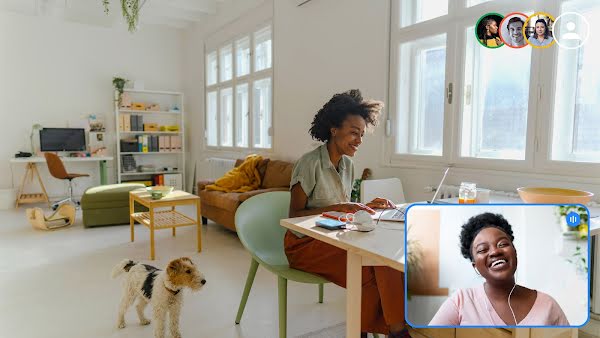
429, 213, 569, 326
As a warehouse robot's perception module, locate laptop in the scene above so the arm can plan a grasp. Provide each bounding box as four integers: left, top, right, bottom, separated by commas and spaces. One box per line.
372, 167, 452, 222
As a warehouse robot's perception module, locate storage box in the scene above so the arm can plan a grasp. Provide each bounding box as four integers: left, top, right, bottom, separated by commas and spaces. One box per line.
144, 123, 159, 131
120, 139, 138, 153
131, 102, 146, 111
145, 103, 160, 111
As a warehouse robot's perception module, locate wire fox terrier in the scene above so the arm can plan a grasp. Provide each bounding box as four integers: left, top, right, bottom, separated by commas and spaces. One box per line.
112, 257, 206, 338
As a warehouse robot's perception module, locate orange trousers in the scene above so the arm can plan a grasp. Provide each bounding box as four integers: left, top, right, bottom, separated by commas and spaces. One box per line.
284, 230, 405, 334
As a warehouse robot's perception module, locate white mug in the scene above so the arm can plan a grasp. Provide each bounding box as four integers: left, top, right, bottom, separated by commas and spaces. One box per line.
342, 210, 375, 231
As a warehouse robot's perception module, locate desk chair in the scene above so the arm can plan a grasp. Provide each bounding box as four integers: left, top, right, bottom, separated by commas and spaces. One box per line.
234, 192, 329, 338
44, 153, 89, 210
360, 177, 406, 204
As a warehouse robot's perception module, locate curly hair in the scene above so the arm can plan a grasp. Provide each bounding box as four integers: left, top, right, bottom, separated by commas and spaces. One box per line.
309, 89, 383, 142
459, 212, 514, 261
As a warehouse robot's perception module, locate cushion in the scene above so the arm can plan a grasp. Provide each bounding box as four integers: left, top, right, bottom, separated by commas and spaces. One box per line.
261, 160, 293, 189
199, 190, 242, 211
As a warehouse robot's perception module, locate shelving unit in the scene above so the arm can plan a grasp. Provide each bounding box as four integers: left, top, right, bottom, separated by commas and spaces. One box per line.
115, 89, 185, 190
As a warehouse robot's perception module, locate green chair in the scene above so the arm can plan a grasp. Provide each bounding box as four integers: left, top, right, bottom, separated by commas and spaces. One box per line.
234, 191, 329, 338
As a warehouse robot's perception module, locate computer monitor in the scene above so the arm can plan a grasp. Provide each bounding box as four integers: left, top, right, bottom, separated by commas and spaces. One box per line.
39, 128, 86, 152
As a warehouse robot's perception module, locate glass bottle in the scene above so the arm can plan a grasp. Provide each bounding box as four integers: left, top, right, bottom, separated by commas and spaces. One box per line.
459, 182, 477, 204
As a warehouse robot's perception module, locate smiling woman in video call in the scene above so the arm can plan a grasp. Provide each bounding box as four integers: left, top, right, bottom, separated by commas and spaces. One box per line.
285, 89, 409, 337
529, 18, 554, 46
429, 213, 569, 326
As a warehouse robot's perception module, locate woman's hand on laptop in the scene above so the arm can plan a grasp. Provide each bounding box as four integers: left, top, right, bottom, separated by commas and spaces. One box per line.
333, 203, 375, 214
366, 197, 396, 210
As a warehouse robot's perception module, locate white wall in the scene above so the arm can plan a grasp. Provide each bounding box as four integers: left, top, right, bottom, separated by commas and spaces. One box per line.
0, 12, 183, 198
184, 0, 600, 202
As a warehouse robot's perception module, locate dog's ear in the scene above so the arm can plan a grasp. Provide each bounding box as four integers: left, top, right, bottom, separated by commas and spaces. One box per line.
181, 257, 194, 265
167, 258, 184, 277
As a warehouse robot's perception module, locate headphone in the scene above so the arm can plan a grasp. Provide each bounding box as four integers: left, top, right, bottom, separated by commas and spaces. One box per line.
473, 265, 518, 325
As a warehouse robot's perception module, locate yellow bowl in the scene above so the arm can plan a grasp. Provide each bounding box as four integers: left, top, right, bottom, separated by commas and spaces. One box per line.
146, 186, 174, 199
517, 187, 594, 204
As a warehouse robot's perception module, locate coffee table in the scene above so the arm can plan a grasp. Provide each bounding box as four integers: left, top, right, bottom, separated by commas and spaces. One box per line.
129, 189, 201, 260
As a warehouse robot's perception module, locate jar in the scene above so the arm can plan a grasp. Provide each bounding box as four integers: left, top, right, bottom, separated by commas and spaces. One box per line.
459, 182, 477, 204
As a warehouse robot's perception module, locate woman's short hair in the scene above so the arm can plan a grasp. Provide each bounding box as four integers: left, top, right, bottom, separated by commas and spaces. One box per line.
309, 89, 383, 142
534, 18, 550, 39
459, 212, 515, 261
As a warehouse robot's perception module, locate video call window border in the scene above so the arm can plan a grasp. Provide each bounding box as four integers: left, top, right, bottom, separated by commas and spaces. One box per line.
403, 203, 591, 328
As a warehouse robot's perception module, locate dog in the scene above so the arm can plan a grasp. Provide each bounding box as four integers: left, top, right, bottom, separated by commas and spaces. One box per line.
111, 257, 206, 338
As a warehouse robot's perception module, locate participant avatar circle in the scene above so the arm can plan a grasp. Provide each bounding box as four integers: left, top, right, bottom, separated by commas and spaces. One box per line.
499, 12, 528, 48
476, 13, 505, 48
524, 12, 556, 48
553, 12, 590, 49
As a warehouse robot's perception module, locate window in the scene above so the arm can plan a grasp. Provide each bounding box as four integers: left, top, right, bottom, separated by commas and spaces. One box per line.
461, 27, 531, 160
205, 24, 273, 150
389, 0, 599, 174
551, 2, 600, 163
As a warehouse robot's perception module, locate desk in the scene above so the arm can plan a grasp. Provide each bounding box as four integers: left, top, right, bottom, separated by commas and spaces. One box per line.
9, 156, 113, 206
280, 215, 403, 337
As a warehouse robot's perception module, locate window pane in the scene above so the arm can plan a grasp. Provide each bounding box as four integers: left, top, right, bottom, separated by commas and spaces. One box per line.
206, 51, 217, 86
206, 91, 218, 146
395, 34, 446, 155
253, 78, 272, 148
461, 27, 531, 160
235, 84, 249, 148
552, 4, 600, 162
467, 0, 491, 6
219, 44, 233, 82
220, 87, 233, 147
236, 36, 250, 77
254, 26, 272, 71
400, 0, 448, 27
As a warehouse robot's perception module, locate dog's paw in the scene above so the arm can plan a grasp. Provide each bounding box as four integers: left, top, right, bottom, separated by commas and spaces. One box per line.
140, 318, 151, 325
117, 322, 126, 329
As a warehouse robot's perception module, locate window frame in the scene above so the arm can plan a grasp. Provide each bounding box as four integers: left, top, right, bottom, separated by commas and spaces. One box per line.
386, 0, 600, 178
204, 21, 274, 153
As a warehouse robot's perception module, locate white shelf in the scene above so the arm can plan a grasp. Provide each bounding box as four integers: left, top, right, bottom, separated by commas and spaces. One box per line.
121, 152, 183, 155
121, 171, 182, 176
119, 110, 182, 115
120, 131, 180, 135
123, 89, 182, 95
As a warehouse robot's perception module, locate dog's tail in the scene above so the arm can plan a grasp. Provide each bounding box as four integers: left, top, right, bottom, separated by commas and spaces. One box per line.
111, 259, 137, 279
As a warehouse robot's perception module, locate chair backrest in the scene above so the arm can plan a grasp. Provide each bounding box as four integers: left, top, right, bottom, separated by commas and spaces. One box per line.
360, 177, 406, 204
44, 153, 68, 179
235, 191, 291, 267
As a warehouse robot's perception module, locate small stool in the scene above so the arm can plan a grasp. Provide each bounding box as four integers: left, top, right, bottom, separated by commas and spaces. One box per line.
81, 183, 146, 227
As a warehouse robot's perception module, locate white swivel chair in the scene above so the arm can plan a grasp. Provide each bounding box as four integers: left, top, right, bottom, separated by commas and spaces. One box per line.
360, 177, 406, 204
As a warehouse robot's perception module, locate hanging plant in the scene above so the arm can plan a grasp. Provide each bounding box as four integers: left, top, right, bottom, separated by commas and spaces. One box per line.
102, 0, 146, 33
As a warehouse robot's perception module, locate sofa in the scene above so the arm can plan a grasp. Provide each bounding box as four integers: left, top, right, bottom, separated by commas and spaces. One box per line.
197, 158, 294, 232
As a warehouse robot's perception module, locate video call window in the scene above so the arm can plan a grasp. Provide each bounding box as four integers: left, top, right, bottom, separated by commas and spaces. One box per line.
405, 204, 589, 327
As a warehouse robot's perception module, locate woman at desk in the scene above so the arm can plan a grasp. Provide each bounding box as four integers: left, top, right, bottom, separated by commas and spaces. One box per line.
285, 89, 408, 337
429, 213, 568, 326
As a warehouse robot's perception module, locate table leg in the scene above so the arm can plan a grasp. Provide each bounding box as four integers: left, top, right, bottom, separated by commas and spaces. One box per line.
129, 195, 135, 242
171, 206, 176, 236
197, 199, 202, 252
99, 160, 107, 185
150, 207, 155, 260
346, 251, 362, 338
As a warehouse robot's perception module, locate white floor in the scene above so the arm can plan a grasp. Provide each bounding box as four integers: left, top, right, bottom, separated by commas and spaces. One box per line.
0, 205, 346, 338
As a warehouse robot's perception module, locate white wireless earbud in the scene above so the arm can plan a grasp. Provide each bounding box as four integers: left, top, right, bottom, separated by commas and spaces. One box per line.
347, 210, 375, 231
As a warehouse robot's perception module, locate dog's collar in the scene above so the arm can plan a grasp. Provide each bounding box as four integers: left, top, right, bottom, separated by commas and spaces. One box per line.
163, 280, 181, 296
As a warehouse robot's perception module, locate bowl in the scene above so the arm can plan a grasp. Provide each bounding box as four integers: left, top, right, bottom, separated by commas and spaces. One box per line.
146, 186, 174, 200
517, 187, 594, 204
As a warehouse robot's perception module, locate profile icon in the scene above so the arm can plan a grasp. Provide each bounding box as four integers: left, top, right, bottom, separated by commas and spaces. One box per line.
553, 12, 590, 49
476, 13, 504, 48
524, 13, 556, 48
500, 13, 528, 48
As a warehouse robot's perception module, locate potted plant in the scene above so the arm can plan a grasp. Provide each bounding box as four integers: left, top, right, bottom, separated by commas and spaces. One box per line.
113, 77, 128, 106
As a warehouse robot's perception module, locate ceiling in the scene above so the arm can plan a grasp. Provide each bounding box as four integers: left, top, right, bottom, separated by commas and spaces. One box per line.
0, 0, 227, 30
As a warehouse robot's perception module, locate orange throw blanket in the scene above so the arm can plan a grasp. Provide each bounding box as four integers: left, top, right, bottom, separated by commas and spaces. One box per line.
205, 155, 263, 193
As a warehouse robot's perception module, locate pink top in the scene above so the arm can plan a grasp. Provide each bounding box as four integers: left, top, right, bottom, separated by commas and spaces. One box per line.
429, 284, 569, 326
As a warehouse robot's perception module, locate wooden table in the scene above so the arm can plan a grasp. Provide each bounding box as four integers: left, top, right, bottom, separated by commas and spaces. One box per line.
129, 189, 201, 260
280, 215, 404, 337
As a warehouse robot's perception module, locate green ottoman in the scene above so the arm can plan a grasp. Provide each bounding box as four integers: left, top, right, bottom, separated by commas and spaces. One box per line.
81, 183, 146, 227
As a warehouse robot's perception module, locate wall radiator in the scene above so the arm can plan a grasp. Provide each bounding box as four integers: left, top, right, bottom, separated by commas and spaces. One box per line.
206, 158, 236, 180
